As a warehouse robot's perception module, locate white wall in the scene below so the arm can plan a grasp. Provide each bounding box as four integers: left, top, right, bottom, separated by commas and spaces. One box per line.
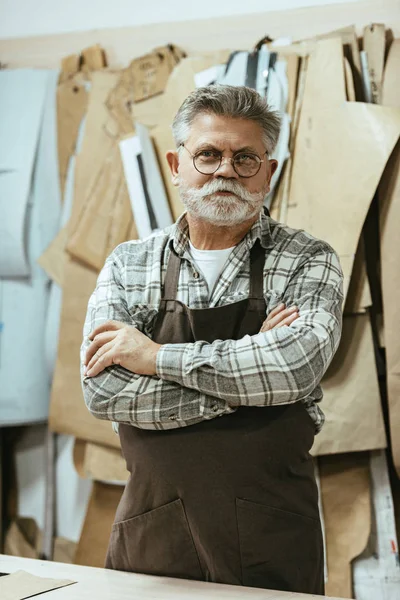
0, 0, 364, 39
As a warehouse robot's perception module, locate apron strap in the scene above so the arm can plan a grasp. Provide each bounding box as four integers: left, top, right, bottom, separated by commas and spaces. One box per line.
249, 240, 265, 299
249, 206, 269, 298
162, 245, 181, 300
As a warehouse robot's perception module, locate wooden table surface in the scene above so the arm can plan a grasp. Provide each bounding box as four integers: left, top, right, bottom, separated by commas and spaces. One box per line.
0, 554, 349, 599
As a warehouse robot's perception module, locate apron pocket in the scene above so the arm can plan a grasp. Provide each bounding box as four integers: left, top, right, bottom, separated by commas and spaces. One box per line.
108, 498, 203, 580
236, 498, 323, 593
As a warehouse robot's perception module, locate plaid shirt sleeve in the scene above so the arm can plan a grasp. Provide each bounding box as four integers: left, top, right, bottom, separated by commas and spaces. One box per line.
81, 253, 235, 429
156, 250, 343, 407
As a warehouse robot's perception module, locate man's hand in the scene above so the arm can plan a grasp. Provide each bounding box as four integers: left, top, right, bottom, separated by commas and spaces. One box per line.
84, 321, 161, 378
259, 303, 299, 333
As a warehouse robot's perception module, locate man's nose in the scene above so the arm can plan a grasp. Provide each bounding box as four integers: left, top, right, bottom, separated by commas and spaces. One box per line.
213, 157, 240, 179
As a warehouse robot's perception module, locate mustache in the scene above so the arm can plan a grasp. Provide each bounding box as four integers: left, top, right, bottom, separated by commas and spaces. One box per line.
181, 179, 257, 203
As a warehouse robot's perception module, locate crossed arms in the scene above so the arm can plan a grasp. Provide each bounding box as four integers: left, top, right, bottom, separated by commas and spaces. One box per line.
81, 249, 343, 430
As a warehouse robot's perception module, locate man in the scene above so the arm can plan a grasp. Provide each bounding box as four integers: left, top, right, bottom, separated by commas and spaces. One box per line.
81, 85, 343, 595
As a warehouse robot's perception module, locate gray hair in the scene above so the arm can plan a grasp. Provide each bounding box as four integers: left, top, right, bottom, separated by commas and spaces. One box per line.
172, 85, 281, 155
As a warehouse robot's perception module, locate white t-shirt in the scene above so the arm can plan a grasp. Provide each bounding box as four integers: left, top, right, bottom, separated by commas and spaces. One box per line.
188, 240, 235, 298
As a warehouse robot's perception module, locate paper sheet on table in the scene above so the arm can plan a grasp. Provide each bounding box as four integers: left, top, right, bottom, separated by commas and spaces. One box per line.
0, 70, 61, 426
0, 70, 49, 277
311, 314, 387, 457
0, 570, 75, 600
287, 37, 400, 301
319, 452, 371, 599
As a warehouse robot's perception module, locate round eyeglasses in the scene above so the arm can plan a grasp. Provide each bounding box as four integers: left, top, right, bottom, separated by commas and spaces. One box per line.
180, 144, 268, 178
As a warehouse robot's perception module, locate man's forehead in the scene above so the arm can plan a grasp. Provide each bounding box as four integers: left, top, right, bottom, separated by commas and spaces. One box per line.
188, 113, 264, 151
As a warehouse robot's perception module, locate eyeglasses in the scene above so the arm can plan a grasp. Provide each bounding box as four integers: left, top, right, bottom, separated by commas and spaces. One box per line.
180, 144, 268, 178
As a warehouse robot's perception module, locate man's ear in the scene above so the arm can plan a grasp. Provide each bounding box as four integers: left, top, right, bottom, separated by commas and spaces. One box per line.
166, 150, 180, 187
265, 159, 279, 194
269, 159, 279, 179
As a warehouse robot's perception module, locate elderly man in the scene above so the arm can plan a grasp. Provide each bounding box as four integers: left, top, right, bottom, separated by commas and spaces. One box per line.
81, 85, 343, 595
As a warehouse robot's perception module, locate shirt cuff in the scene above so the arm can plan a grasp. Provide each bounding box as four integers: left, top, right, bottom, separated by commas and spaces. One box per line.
156, 343, 189, 383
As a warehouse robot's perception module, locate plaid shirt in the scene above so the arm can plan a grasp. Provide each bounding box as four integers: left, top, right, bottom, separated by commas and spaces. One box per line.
81, 210, 343, 433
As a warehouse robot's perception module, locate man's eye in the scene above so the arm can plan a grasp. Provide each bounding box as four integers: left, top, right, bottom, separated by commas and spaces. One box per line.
198, 151, 219, 158
235, 153, 258, 164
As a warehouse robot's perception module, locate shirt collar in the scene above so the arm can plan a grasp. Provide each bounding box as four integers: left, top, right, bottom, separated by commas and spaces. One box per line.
170, 208, 273, 257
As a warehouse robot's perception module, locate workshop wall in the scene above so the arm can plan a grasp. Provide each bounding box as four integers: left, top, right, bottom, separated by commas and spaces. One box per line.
5, 0, 370, 551
1, 2, 400, 597
4, 0, 372, 548
0, 0, 365, 39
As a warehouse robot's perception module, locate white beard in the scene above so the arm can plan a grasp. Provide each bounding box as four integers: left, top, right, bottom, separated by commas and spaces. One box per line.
178, 178, 267, 226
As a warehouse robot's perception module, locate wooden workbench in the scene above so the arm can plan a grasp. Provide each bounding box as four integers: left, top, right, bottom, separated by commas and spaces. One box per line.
0, 554, 349, 599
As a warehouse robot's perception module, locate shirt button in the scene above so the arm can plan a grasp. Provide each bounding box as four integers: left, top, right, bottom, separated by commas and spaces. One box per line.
193, 271, 199, 279
212, 404, 219, 412
169, 414, 177, 421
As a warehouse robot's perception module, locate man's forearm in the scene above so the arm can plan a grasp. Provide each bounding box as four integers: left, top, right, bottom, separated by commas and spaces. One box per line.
156, 312, 341, 407
82, 365, 233, 428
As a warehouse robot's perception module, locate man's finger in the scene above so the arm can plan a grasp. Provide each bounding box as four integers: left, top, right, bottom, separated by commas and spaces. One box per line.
89, 320, 125, 341
261, 306, 298, 332
85, 331, 118, 365
270, 305, 297, 326
85, 339, 114, 372
260, 308, 298, 332
274, 312, 299, 329
265, 302, 285, 321
85, 341, 116, 377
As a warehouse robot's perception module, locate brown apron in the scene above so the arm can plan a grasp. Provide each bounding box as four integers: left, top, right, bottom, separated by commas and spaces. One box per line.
105, 240, 324, 595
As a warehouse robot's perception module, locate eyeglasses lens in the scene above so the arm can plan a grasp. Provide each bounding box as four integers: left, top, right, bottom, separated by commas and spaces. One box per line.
194, 153, 260, 177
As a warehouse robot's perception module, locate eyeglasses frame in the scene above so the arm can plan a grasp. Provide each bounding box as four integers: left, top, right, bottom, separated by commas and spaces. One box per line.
179, 143, 269, 179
